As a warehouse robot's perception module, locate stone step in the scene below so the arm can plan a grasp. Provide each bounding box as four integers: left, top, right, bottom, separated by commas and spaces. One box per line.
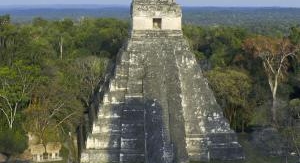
122, 103, 144, 110
188, 152, 210, 162
114, 76, 128, 90
131, 30, 183, 39
128, 48, 180, 54
109, 79, 128, 92
130, 38, 184, 45
92, 120, 121, 135
209, 143, 245, 160
95, 117, 121, 126
120, 153, 145, 163
186, 139, 207, 153
97, 105, 122, 119
121, 124, 144, 137
121, 124, 144, 139
127, 81, 143, 94
81, 149, 120, 163
122, 110, 144, 121
125, 94, 144, 104
121, 138, 145, 152
99, 103, 122, 110
187, 147, 209, 153
119, 102, 145, 163
86, 133, 120, 150
103, 91, 126, 104
114, 63, 129, 75
207, 133, 238, 144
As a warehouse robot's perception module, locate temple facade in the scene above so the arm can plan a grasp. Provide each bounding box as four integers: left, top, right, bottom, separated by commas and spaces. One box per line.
131, 0, 181, 30
80, 0, 245, 162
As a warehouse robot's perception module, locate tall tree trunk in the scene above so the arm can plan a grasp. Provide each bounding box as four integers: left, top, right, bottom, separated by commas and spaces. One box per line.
60, 36, 63, 60
268, 75, 279, 125
271, 96, 277, 124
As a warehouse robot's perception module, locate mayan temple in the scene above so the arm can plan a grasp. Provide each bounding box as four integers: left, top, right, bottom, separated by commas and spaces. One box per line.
79, 0, 244, 162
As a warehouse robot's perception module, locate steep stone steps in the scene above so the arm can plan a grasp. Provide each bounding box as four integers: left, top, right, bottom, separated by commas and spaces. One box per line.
81, 31, 244, 162
97, 104, 122, 119
93, 118, 121, 134
120, 104, 145, 163
86, 133, 120, 150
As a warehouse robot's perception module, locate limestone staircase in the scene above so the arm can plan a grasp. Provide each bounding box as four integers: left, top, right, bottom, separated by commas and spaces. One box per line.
81, 30, 244, 162
120, 100, 145, 163
81, 47, 146, 162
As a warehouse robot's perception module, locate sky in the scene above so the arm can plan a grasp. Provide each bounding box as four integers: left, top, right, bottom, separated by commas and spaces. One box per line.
0, 0, 300, 7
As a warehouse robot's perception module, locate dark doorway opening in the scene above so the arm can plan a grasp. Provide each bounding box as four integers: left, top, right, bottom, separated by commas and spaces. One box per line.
153, 18, 162, 29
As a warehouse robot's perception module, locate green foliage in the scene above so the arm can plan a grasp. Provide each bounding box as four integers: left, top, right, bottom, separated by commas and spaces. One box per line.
72, 56, 109, 107
207, 68, 252, 106
289, 99, 300, 119
0, 60, 44, 129
0, 128, 28, 157
206, 68, 253, 131
208, 27, 247, 68
0, 16, 126, 159
184, 22, 300, 130
74, 18, 128, 57
183, 25, 248, 68
183, 25, 207, 55
289, 25, 300, 45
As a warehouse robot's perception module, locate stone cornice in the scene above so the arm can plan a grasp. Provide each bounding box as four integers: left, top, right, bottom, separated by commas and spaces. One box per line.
131, 3, 181, 17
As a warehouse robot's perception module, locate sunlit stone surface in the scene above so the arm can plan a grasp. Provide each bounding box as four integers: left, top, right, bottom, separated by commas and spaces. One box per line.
80, 0, 244, 162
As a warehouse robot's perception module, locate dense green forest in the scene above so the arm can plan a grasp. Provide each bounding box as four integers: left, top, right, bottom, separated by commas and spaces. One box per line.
0, 15, 128, 161
0, 9, 300, 162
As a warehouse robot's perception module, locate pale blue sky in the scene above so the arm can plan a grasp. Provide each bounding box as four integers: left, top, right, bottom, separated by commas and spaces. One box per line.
0, 0, 300, 7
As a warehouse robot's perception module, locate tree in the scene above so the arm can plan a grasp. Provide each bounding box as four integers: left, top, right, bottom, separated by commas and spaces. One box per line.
0, 60, 43, 129
23, 97, 75, 152
72, 56, 108, 108
289, 26, 300, 45
243, 35, 299, 123
206, 68, 252, 131
22, 61, 86, 162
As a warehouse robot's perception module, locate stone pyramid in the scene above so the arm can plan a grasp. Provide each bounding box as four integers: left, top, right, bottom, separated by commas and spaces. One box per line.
80, 0, 244, 162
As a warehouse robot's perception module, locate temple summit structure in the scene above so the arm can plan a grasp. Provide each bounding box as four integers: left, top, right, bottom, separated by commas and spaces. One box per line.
79, 0, 245, 162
